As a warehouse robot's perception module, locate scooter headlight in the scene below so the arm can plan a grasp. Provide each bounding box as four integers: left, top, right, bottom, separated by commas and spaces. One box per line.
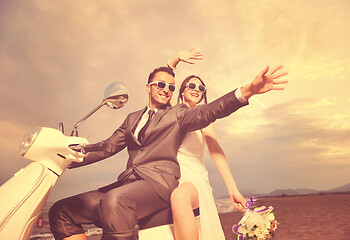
19, 127, 42, 156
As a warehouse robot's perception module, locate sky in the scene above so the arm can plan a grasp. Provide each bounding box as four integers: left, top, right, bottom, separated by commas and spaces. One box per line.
0, 0, 349, 202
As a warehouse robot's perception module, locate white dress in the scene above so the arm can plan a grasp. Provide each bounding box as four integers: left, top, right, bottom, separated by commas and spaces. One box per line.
177, 130, 226, 240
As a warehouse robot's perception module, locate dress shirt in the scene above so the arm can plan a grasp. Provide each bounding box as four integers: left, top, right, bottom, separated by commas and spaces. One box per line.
235, 87, 248, 104
134, 107, 158, 139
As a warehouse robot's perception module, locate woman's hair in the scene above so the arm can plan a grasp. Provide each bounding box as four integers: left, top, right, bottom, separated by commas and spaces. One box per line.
177, 75, 208, 104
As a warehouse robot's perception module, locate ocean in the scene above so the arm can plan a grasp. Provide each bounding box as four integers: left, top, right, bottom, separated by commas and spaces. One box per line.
30, 197, 235, 239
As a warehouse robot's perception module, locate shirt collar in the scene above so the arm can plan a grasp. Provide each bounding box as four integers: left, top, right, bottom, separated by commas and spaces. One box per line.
146, 106, 159, 114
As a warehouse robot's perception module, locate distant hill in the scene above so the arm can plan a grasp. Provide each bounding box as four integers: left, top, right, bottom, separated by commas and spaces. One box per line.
326, 182, 350, 193
264, 182, 350, 197
267, 188, 321, 196
218, 182, 350, 199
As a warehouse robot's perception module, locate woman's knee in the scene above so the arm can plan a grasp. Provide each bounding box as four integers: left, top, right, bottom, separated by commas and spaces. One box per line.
171, 183, 199, 210
171, 187, 192, 209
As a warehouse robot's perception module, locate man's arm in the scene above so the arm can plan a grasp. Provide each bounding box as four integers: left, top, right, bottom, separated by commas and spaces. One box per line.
177, 65, 288, 132
69, 116, 128, 168
176, 89, 246, 133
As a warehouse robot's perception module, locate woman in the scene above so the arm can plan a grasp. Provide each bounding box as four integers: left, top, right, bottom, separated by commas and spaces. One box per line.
168, 49, 247, 240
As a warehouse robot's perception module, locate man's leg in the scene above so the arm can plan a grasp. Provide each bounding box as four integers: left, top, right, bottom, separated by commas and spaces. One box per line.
97, 179, 168, 240
49, 190, 103, 240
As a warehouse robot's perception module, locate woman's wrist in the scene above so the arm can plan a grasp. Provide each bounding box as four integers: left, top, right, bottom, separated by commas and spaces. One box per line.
167, 54, 182, 69
227, 183, 239, 194
167, 60, 176, 70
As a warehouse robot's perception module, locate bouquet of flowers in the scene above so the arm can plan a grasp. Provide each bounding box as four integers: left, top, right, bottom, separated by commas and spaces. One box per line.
232, 197, 279, 240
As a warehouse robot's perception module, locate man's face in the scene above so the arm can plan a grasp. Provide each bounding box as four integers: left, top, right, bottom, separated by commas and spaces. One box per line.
147, 71, 175, 109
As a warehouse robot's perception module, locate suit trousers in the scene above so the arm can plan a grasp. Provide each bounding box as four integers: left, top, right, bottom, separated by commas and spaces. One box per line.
49, 176, 169, 240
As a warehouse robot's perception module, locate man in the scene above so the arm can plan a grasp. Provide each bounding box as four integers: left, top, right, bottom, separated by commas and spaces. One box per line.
49, 62, 287, 240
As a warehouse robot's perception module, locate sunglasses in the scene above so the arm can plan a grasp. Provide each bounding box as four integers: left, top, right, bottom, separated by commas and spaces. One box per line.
186, 82, 206, 93
149, 81, 176, 93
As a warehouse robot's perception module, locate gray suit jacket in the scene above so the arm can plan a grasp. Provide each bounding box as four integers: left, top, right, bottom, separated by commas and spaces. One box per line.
74, 89, 248, 201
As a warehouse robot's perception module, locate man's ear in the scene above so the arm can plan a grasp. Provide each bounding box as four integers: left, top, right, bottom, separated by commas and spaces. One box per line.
146, 84, 151, 94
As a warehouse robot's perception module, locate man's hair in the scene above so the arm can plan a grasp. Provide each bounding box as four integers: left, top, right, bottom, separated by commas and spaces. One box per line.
148, 66, 175, 84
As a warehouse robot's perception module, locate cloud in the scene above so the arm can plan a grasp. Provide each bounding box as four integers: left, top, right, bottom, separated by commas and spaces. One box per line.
206, 97, 350, 196
0, 120, 29, 152
0, 120, 30, 185
1, 0, 350, 201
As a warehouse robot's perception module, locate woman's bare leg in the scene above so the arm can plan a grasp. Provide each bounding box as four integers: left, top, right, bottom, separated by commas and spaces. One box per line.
170, 182, 199, 240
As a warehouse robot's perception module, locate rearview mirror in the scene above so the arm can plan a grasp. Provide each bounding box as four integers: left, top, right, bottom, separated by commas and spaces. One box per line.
71, 82, 129, 136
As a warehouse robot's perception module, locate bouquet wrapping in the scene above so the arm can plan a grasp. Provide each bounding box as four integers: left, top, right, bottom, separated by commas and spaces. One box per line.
232, 197, 278, 240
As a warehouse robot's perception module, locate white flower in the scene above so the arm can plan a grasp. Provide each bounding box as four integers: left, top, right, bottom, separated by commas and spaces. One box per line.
267, 213, 275, 221
255, 230, 265, 239
264, 220, 271, 229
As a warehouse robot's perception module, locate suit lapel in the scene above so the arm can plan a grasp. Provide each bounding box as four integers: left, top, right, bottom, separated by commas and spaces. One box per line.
142, 105, 171, 142
130, 106, 147, 145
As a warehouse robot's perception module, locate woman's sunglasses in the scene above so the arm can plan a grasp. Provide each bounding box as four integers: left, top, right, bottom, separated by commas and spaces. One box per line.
186, 82, 206, 93
149, 81, 176, 93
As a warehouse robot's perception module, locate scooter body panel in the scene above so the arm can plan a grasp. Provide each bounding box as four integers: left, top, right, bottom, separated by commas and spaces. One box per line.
0, 162, 56, 239
139, 216, 201, 240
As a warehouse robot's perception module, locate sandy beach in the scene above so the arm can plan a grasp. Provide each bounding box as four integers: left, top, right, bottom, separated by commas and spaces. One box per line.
31, 192, 350, 240
219, 192, 350, 240
89, 193, 350, 240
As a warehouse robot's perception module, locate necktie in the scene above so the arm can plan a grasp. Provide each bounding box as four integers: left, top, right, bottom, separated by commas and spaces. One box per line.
138, 110, 155, 142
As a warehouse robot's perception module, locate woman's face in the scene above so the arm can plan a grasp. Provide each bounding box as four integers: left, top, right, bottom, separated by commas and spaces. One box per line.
182, 77, 205, 107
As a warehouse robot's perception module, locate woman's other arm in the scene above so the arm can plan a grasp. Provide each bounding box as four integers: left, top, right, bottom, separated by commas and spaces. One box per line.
202, 123, 247, 212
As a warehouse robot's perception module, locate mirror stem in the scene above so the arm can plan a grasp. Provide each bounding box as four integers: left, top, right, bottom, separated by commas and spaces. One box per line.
71, 103, 105, 136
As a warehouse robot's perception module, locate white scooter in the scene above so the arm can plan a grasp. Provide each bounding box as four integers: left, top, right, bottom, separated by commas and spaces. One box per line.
0, 126, 88, 240
0, 83, 123, 239
0, 82, 199, 240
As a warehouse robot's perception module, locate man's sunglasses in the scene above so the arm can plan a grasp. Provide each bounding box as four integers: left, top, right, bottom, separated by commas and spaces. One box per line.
186, 82, 206, 93
149, 81, 176, 93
